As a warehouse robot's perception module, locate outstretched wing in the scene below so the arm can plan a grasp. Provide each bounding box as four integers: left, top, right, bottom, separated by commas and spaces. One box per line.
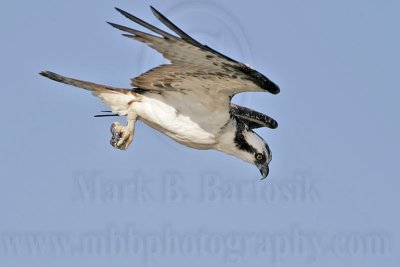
108, 7, 280, 96
230, 104, 278, 129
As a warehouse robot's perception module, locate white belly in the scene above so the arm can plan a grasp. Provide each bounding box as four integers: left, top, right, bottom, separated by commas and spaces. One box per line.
131, 93, 225, 149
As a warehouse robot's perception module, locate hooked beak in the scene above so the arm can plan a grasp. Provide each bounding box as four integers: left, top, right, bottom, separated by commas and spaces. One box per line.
257, 164, 269, 180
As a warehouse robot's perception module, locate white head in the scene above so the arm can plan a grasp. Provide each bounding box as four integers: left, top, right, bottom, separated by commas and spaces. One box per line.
217, 119, 272, 179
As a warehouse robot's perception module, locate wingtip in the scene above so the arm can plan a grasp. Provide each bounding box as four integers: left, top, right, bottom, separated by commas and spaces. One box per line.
273, 86, 280, 95
270, 120, 278, 129
39, 71, 52, 78
114, 7, 130, 17
121, 34, 134, 38
106, 21, 135, 35
269, 83, 280, 95
39, 71, 64, 82
107, 21, 119, 28
149, 5, 160, 16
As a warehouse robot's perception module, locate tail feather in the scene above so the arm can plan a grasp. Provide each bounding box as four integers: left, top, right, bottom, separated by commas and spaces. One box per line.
39, 71, 129, 93
39, 71, 138, 115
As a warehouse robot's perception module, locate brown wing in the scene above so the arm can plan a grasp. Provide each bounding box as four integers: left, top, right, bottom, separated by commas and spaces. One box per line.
131, 64, 257, 93
108, 7, 280, 96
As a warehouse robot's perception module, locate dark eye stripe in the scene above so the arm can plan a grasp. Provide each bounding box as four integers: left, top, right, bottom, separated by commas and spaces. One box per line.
234, 119, 257, 154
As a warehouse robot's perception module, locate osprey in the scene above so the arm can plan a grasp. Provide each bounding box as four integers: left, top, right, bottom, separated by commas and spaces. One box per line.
40, 7, 280, 179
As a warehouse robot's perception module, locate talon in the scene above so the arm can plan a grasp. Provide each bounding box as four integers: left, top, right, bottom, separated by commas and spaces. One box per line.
110, 137, 117, 148
109, 121, 134, 150
110, 122, 121, 135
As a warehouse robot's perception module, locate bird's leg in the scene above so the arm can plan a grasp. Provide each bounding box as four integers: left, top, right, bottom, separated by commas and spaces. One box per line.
110, 113, 137, 150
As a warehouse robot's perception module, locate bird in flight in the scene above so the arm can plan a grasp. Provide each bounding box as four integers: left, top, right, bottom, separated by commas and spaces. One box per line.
40, 6, 280, 179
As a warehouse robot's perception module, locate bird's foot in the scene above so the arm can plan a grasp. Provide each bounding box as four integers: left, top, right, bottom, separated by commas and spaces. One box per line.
110, 122, 133, 150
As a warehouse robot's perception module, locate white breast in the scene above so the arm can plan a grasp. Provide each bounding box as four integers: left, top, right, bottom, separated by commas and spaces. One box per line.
131, 92, 228, 149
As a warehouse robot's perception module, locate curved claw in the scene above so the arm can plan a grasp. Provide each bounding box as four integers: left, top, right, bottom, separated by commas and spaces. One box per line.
109, 122, 134, 150
110, 134, 119, 148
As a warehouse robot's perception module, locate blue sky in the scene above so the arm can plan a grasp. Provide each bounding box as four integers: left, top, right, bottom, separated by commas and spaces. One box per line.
1, 0, 399, 266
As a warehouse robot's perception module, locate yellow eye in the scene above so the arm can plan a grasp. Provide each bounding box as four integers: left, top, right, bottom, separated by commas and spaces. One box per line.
255, 153, 263, 161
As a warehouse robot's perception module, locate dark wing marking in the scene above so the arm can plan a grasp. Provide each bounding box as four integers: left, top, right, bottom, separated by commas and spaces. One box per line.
115, 7, 176, 39
109, 7, 280, 95
131, 64, 258, 93
230, 104, 278, 129
149, 6, 238, 63
107, 22, 225, 71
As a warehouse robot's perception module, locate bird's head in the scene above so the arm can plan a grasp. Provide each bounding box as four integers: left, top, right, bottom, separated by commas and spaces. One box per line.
218, 119, 272, 179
